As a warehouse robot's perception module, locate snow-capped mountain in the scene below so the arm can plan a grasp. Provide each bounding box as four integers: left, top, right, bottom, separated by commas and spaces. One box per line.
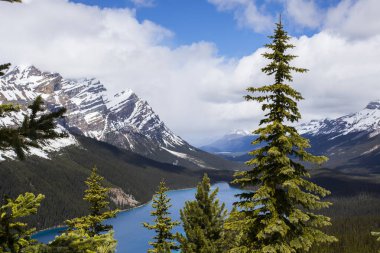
298, 101, 380, 138
0, 65, 237, 170
202, 101, 380, 170
200, 129, 259, 162
296, 101, 380, 172
0, 65, 185, 152
227, 129, 253, 137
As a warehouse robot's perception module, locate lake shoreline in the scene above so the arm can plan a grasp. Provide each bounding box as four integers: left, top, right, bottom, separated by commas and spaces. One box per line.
33, 182, 243, 251
33, 181, 236, 235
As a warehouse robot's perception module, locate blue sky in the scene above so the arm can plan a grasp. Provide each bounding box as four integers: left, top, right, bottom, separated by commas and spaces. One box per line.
69, 0, 337, 57
70, 0, 266, 57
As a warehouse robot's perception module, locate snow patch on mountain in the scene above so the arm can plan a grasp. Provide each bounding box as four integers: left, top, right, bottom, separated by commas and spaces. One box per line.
161, 147, 213, 169
229, 129, 252, 136
0, 65, 193, 163
0, 126, 78, 161
361, 145, 380, 155
298, 100, 380, 138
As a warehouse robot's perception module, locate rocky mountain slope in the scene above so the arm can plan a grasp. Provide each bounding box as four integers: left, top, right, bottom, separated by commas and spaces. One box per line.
298, 100, 380, 138
299, 101, 380, 173
0, 65, 238, 170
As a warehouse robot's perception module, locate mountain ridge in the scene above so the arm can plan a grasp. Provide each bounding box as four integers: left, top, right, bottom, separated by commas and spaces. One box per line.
201, 101, 380, 171
0, 65, 239, 170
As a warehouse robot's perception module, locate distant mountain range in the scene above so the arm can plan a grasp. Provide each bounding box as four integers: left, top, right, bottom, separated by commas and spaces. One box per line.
201, 101, 380, 173
200, 130, 258, 162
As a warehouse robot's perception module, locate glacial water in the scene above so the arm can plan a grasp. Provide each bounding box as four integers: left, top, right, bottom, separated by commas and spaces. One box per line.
33, 182, 244, 252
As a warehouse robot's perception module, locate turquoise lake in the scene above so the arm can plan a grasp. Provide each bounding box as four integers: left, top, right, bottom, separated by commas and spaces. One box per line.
33, 182, 244, 252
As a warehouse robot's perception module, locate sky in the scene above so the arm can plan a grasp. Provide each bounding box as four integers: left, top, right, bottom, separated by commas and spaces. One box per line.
0, 0, 380, 146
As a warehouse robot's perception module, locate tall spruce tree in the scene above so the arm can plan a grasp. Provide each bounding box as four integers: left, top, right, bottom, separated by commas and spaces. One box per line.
226, 19, 337, 252
0, 193, 45, 253
143, 181, 179, 253
178, 174, 228, 253
66, 167, 119, 237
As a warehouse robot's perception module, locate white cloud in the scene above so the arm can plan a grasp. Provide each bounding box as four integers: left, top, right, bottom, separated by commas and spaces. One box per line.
290, 32, 380, 121
324, 0, 380, 39
0, 0, 380, 146
0, 0, 256, 144
285, 0, 322, 29
208, 0, 274, 32
210, 0, 380, 41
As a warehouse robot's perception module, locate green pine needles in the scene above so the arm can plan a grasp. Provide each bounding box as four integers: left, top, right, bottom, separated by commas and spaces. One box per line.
143, 181, 179, 253
178, 174, 228, 253
0, 62, 66, 160
0, 63, 11, 76
66, 167, 119, 237
0, 193, 45, 253
226, 19, 338, 252
0, 95, 66, 160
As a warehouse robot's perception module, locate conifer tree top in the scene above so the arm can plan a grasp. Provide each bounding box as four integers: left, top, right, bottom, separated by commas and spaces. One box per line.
143, 180, 179, 252
66, 167, 118, 237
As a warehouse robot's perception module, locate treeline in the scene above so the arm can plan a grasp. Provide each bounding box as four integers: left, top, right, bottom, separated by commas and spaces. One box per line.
309, 194, 380, 253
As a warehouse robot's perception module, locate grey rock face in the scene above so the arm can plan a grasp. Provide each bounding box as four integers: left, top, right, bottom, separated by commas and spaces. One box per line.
0, 65, 187, 154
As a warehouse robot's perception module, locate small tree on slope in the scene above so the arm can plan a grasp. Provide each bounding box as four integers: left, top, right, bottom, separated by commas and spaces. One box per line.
66, 167, 119, 237
225, 19, 338, 252
38, 168, 117, 253
143, 181, 180, 253
178, 174, 228, 253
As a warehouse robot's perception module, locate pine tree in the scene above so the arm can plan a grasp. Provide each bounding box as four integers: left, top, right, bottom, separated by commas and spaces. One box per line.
0, 61, 66, 159
221, 207, 241, 251
0, 193, 45, 253
143, 181, 179, 253
226, 19, 338, 252
0, 95, 67, 160
66, 167, 119, 237
0, 93, 66, 160
0, 63, 11, 76
178, 174, 228, 253
20, 96, 67, 141
42, 230, 116, 253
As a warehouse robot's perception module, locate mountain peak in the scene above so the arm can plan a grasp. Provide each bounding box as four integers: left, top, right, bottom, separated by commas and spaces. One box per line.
298, 99, 380, 138
228, 129, 252, 136
365, 101, 380, 110
0, 65, 188, 156
8, 65, 43, 77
